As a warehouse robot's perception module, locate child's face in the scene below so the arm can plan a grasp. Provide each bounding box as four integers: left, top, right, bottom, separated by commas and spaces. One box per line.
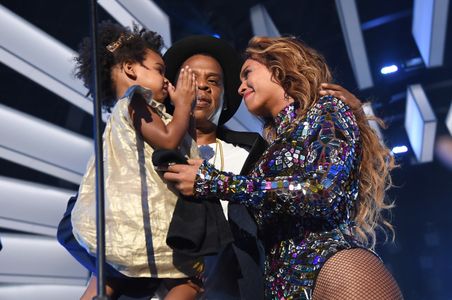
134, 49, 168, 102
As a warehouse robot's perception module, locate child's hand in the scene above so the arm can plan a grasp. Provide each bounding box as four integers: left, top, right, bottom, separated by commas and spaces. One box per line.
168, 66, 196, 109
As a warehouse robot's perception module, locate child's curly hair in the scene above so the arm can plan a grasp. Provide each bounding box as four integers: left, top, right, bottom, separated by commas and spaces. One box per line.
75, 20, 164, 110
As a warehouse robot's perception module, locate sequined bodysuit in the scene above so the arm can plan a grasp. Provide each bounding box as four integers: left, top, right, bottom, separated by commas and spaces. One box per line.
195, 96, 364, 299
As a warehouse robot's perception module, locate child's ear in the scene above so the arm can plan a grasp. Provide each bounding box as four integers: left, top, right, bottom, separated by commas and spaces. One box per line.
123, 60, 137, 80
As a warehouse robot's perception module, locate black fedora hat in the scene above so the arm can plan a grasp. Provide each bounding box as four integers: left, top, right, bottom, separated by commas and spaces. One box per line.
163, 35, 242, 125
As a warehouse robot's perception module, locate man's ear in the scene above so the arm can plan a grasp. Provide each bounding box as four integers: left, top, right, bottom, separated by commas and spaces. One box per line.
122, 60, 137, 80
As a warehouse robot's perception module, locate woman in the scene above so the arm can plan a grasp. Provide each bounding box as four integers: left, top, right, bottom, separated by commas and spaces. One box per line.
164, 36, 403, 299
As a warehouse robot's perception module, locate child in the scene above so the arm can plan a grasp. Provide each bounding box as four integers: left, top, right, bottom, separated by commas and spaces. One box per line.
67, 21, 203, 300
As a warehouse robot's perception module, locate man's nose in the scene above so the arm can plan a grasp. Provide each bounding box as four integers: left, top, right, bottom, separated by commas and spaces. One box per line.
197, 78, 209, 91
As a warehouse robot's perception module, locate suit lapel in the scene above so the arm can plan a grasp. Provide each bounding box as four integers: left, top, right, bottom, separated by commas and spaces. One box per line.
240, 135, 267, 175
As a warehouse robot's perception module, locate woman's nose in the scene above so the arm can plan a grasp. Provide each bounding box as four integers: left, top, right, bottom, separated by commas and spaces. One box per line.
238, 82, 246, 96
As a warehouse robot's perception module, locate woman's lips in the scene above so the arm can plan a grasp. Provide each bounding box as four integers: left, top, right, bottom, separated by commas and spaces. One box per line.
243, 90, 254, 100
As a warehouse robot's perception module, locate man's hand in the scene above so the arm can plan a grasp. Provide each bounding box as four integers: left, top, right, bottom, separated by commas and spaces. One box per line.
319, 83, 362, 110
163, 159, 203, 196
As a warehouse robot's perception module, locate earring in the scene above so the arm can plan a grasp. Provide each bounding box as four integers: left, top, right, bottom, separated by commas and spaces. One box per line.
284, 92, 290, 101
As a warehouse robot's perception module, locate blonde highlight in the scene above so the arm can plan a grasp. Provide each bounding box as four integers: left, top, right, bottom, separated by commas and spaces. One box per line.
244, 36, 395, 248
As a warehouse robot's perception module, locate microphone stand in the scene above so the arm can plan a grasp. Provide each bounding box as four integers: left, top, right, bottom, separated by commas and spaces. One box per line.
89, 0, 109, 299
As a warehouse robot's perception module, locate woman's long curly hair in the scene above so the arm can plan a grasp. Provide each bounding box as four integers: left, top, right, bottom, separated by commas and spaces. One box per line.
244, 36, 395, 248
75, 20, 164, 110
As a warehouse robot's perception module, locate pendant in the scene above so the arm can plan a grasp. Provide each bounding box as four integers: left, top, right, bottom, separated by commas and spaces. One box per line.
198, 144, 215, 161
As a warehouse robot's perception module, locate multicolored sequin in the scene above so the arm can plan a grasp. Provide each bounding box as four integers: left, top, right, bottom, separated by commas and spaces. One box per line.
195, 96, 363, 299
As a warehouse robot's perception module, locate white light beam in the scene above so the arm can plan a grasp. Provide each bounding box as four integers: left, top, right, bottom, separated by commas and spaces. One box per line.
412, 0, 450, 67
98, 0, 172, 50
0, 103, 92, 184
0, 4, 91, 114
335, 0, 374, 89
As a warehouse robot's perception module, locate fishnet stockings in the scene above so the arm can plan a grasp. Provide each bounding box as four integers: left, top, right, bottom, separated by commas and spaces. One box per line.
313, 248, 403, 300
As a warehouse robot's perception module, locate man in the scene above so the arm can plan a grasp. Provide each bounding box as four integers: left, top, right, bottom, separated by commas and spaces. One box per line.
163, 35, 268, 300
163, 35, 365, 300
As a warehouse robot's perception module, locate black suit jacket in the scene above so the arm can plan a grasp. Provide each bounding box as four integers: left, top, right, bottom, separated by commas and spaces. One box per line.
206, 126, 267, 300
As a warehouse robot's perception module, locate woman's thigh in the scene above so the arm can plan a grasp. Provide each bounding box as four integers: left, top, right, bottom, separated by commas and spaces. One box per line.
313, 248, 403, 300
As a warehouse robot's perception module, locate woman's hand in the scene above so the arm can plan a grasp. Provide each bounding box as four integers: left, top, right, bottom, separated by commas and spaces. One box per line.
163, 159, 203, 196
319, 83, 362, 110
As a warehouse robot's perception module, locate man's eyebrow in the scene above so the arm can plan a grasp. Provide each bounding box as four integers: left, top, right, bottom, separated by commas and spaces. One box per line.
190, 69, 222, 78
206, 72, 222, 78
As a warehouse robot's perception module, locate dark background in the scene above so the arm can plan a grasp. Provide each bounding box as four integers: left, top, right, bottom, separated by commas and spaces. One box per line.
1, 1, 451, 299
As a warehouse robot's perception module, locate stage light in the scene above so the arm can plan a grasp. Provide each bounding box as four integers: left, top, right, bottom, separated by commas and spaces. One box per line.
0, 233, 87, 286
250, 4, 281, 37
446, 101, 452, 135
412, 0, 449, 67
392, 145, 408, 154
98, 0, 171, 48
225, 3, 275, 133
212, 33, 221, 38
335, 0, 373, 89
381, 64, 399, 75
0, 103, 92, 184
405, 57, 423, 68
0, 4, 91, 114
405, 84, 437, 163
362, 103, 383, 141
0, 176, 74, 236
224, 99, 263, 134
0, 285, 85, 300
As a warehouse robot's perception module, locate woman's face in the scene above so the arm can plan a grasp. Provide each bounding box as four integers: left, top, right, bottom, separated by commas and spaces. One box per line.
238, 58, 286, 117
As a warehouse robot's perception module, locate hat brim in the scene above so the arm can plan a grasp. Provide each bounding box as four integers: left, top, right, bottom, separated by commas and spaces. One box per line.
163, 35, 242, 125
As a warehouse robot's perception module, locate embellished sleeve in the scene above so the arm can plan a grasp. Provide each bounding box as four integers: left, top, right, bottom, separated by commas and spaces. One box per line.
194, 97, 360, 219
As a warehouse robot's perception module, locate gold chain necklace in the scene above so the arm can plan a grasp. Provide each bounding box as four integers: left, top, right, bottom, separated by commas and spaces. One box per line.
213, 138, 224, 171
198, 139, 224, 171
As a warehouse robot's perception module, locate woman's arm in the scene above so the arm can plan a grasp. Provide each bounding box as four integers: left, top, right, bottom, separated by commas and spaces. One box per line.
194, 97, 360, 218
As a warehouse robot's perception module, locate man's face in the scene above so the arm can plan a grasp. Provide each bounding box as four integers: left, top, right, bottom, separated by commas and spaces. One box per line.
180, 54, 224, 125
